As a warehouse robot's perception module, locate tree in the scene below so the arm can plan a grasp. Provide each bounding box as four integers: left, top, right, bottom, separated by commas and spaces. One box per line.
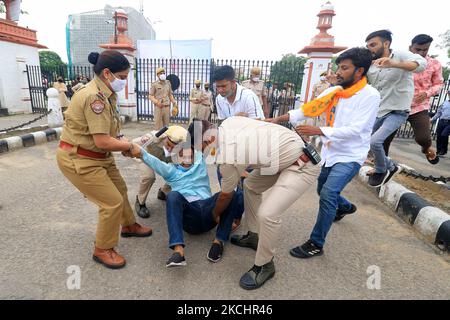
39, 51, 68, 82
39, 51, 66, 70
269, 54, 308, 93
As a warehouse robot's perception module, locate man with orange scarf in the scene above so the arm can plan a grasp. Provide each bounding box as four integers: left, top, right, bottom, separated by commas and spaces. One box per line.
268, 48, 380, 258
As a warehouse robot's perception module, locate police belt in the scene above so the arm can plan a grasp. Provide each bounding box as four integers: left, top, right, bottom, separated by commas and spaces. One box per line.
293, 153, 310, 166
59, 141, 109, 159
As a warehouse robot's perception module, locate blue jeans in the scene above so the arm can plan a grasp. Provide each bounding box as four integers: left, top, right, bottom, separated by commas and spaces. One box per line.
370, 111, 408, 173
217, 166, 246, 214
310, 162, 361, 248
165, 191, 244, 249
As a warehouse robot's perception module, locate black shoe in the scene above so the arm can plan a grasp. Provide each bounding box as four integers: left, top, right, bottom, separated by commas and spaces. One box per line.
239, 260, 275, 290
207, 242, 224, 263
334, 204, 357, 222
157, 189, 167, 201
384, 164, 401, 185
230, 231, 258, 251
135, 196, 150, 219
290, 240, 324, 259
437, 151, 447, 156
426, 155, 440, 165
368, 171, 389, 188
166, 252, 186, 268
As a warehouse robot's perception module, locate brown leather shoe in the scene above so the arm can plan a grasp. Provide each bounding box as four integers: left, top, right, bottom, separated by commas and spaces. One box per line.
121, 223, 153, 238
93, 247, 126, 269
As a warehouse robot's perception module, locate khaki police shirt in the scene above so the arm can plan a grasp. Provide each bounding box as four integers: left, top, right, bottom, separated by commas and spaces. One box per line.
312, 82, 331, 99
216, 117, 304, 193
150, 80, 173, 106
202, 91, 214, 110
242, 80, 267, 106
60, 76, 120, 154
189, 88, 203, 106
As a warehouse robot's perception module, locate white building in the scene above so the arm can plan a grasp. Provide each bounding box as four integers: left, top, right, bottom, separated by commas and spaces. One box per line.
0, 0, 46, 115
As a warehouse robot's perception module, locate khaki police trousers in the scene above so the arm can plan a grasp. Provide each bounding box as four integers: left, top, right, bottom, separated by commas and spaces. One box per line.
137, 161, 172, 204
56, 148, 136, 249
190, 104, 201, 122
154, 105, 170, 130
243, 158, 320, 266
197, 105, 211, 121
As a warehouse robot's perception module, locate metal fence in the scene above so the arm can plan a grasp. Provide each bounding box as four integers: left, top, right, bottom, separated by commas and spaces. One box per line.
135, 58, 305, 123
27, 61, 448, 141
26, 64, 95, 114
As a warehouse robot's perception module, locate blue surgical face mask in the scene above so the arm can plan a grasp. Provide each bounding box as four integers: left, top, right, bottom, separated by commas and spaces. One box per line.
110, 73, 127, 92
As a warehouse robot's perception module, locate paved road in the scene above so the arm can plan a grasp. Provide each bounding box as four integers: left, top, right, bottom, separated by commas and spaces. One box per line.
390, 138, 450, 179
0, 123, 449, 300
0, 114, 48, 131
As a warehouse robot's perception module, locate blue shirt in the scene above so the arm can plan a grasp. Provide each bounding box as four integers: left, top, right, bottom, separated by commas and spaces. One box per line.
141, 150, 212, 202
432, 101, 450, 122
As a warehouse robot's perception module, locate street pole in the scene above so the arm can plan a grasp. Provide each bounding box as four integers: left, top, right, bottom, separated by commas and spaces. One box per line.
114, 11, 118, 44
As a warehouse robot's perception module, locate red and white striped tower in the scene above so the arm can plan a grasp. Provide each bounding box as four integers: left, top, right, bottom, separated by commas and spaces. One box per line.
100, 8, 137, 121
298, 2, 347, 104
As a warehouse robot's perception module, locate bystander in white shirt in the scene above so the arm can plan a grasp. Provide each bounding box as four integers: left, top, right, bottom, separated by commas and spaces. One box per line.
216, 84, 265, 120
288, 85, 381, 167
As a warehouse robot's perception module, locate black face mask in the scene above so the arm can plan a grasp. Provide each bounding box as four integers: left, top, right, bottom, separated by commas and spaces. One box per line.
58, 79, 63, 83
196, 85, 201, 89
204, 87, 209, 91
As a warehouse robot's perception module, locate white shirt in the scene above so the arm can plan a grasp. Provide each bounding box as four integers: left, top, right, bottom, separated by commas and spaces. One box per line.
288, 85, 381, 167
216, 84, 265, 120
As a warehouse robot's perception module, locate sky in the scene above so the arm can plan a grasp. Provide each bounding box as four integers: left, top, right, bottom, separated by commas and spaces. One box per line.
9, 0, 450, 65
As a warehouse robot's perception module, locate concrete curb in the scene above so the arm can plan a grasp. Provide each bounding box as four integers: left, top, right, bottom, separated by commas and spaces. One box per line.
0, 128, 62, 154
0, 115, 130, 155
357, 166, 450, 252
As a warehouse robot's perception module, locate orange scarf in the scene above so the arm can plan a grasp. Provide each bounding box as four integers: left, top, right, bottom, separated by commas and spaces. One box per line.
302, 77, 368, 127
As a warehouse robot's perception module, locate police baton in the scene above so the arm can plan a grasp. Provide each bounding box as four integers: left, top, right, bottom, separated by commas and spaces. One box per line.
141, 126, 169, 150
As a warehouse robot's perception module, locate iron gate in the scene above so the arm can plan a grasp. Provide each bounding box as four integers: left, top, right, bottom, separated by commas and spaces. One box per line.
26, 65, 95, 114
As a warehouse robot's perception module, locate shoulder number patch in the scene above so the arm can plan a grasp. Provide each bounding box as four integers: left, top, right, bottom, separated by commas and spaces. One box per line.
90, 100, 105, 114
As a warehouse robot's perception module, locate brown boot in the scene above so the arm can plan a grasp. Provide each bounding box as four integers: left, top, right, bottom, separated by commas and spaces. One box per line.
93, 247, 126, 269
121, 223, 153, 238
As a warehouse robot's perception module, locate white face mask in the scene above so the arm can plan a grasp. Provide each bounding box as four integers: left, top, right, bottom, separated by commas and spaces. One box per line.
252, 77, 260, 82
109, 73, 127, 92
320, 76, 327, 81
159, 74, 167, 81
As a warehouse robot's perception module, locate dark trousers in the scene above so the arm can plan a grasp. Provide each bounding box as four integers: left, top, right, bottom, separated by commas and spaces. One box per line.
383, 110, 432, 156
436, 119, 450, 154
165, 191, 244, 249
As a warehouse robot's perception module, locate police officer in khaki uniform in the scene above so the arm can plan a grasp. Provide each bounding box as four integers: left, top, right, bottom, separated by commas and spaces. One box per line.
194, 82, 214, 121
149, 67, 178, 130
188, 117, 320, 290
312, 71, 331, 100
278, 82, 295, 117
189, 80, 203, 122
242, 67, 269, 118
56, 51, 152, 270
53, 76, 70, 113
133, 126, 188, 218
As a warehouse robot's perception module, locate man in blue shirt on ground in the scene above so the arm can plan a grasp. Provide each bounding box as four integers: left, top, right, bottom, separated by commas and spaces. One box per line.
128, 142, 244, 267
